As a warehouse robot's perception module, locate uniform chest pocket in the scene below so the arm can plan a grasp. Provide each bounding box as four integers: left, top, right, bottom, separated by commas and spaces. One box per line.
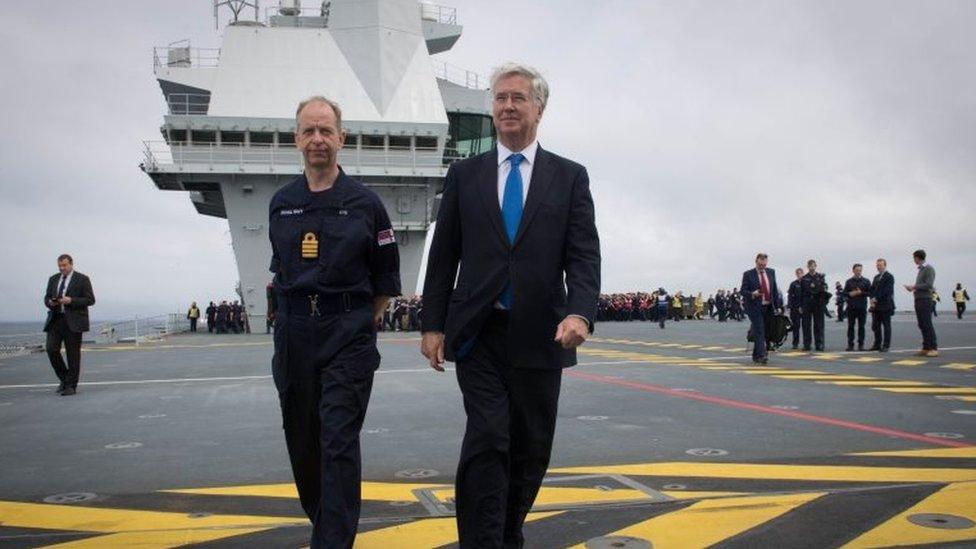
317, 209, 371, 285
270, 214, 304, 268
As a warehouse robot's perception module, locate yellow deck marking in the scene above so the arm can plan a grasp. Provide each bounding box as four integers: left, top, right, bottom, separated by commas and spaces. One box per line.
775, 375, 876, 381
657, 343, 682, 348
876, 387, 976, 395
743, 369, 825, 375
849, 357, 884, 363
811, 354, 843, 361
851, 447, 976, 459
943, 363, 976, 370
892, 360, 927, 366
937, 396, 976, 402
824, 380, 936, 387
779, 351, 809, 357
165, 481, 442, 502
700, 346, 726, 351
567, 492, 825, 549
842, 481, 976, 548
0, 500, 303, 548
355, 511, 560, 547
40, 528, 269, 548
679, 344, 703, 349
551, 462, 976, 483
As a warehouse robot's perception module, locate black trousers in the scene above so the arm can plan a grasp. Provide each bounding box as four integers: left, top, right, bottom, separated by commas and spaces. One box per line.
958, 302, 967, 319
837, 301, 846, 321
914, 299, 938, 350
801, 302, 825, 349
189, 318, 198, 332
455, 311, 561, 549
871, 310, 892, 349
789, 308, 802, 347
273, 308, 377, 549
46, 314, 82, 388
846, 308, 867, 347
747, 305, 773, 361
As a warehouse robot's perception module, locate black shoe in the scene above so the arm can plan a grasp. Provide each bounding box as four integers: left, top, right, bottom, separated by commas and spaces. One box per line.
858, 345, 865, 351
868, 345, 880, 352
816, 346, 825, 352
845, 346, 854, 352
56, 382, 66, 394
802, 346, 811, 351
791, 344, 798, 350
60, 387, 76, 396
880, 347, 889, 353
760, 357, 769, 364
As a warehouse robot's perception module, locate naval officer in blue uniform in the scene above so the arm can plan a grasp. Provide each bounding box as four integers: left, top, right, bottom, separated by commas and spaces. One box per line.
269, 96, 401, 548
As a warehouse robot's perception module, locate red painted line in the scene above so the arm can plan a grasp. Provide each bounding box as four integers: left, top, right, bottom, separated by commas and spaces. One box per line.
566, 370, 972, 448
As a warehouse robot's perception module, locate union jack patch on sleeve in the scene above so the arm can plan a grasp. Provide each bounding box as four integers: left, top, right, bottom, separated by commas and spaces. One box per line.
377, 228, 396, 246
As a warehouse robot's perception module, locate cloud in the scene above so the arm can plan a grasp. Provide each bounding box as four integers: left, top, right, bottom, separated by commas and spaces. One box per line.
1, 0, 973, 321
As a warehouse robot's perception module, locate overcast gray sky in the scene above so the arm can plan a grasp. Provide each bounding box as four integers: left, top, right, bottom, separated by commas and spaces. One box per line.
1, 0, 973, 321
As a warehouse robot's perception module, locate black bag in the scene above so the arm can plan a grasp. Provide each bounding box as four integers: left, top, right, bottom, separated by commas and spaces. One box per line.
746, 314, 792, 348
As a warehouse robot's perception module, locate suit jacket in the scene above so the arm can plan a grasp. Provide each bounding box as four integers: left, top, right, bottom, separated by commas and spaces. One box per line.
870, 271, 895, 312
740, 268, 783, 314
422, 146, 601, 369
43, 271, 95, 333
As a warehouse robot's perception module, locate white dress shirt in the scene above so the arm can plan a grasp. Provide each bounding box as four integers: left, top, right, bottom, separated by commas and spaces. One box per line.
57, 271, 73, 313
496, 140, 537, 207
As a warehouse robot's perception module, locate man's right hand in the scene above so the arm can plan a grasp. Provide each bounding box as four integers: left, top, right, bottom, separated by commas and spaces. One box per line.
421, 332, 445, 372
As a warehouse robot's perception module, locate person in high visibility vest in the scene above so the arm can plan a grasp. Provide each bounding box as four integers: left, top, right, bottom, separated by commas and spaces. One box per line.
953, 283, 970, 319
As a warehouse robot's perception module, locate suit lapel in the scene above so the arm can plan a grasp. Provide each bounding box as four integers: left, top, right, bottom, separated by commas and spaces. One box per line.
513, 146, 555, 248
476, 150, 509, 247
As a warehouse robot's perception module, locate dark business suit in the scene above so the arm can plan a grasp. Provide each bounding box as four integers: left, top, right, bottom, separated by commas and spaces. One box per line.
740, 268, 783, 361
423, 146, 600, 547
43, 271, 95, 390
870, 271, 895, 350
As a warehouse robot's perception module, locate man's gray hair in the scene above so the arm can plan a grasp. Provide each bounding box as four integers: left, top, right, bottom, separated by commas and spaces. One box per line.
295, 95, 343, 131
490, 62, 549, 111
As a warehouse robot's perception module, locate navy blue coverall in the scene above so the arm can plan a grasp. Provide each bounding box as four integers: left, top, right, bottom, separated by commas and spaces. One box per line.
268, 170, 400, 548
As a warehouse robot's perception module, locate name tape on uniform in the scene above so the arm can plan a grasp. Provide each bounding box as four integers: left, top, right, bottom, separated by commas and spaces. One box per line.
377, 229, 396, 246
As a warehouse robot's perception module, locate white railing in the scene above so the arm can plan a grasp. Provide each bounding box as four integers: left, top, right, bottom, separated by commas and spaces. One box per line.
142, 141, 446, 172
420, 3, 458, 25
153, 46, 221, 73
431, 60, 485, 90
95, 314, 190, 345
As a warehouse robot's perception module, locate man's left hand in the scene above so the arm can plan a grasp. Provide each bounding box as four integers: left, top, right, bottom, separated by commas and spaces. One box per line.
60, 297, 72, 305
554, 316, 589, 349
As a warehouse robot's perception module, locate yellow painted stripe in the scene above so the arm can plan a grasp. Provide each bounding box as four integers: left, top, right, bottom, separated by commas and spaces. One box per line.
849, 357, 884, 363
842, 481, 976, 548
39, 528, 270, 549
550, 462, 976, 483
825, 381, 936, 387
937, 396, 976, 402
743, 370, 825, 375
700, 346, 726, 351
779, 352, 809, 357
567, 492, 825, 549
892, 360, 927, 366
775, 375, 876, 381
811, 354, 843, 360
0, 500, 305, 534
876, 387, 976, 395
943, 363, 976, 370
355, 511, 560, 547
851, 447, 976, 459
165, 481, 443, 502
428, 485, 652, 507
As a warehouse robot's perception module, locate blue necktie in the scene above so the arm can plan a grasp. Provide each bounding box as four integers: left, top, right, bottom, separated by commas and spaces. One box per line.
498, 153, 524, 308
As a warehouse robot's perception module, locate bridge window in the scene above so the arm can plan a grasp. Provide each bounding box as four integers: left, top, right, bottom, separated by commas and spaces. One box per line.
389, 136, 411, 150
362, 135, 385, 149
221, 131, 245, 144
343, 134, 359, 149
191, 130, 216, 144
250, 132, 274, 145
415, 136, 438, 150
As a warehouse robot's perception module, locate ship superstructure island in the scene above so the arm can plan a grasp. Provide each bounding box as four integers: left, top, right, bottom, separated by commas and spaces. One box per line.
141, 0, 494, 322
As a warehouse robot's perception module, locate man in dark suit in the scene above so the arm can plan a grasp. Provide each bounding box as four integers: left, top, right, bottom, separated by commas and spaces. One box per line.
869, 258, 895, 352
421, 62, 600, 548
786, 268, 804, 349
740, 253, 783, 364
843, 263, 872, 351
800, 259, 828, 351
43, 254, 95, 396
